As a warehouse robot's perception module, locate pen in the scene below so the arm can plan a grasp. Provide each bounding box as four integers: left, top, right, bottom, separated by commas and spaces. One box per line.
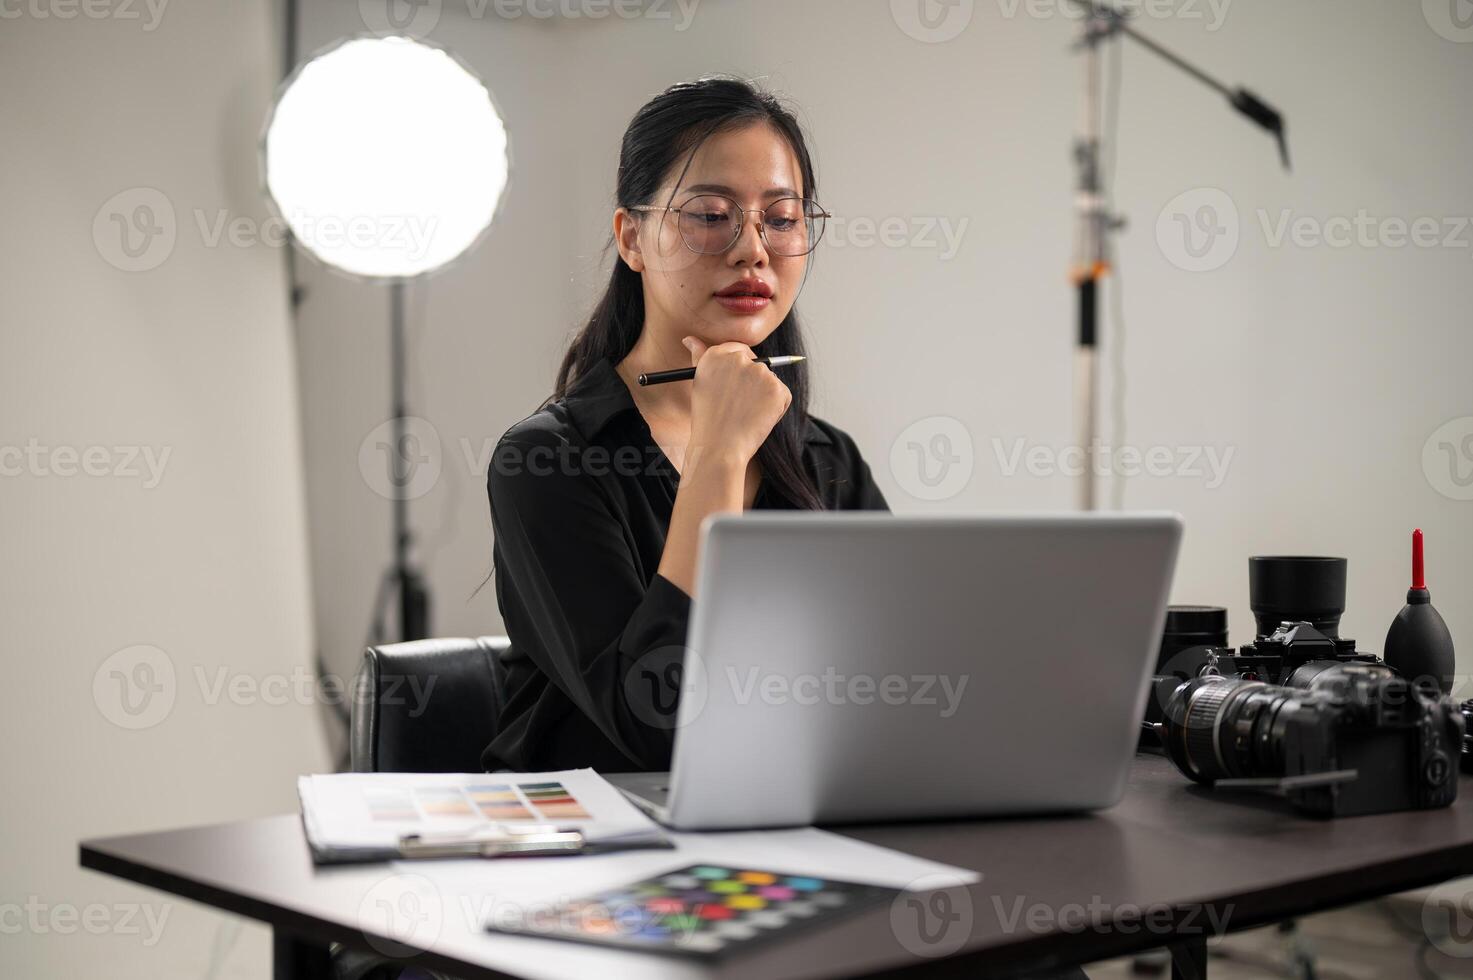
637, 355, 806, 386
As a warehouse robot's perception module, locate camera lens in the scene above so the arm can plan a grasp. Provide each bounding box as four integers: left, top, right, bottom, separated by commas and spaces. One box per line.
1157, 605, 1228, 672
1248, 556, 1347, 638
1160, 675, 1302, 783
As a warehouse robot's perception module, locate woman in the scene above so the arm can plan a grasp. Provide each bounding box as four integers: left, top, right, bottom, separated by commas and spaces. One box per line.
480, 76, 889, 775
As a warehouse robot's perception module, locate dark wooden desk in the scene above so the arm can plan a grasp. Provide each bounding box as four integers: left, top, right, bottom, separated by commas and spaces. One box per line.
79, 754, 1473, 979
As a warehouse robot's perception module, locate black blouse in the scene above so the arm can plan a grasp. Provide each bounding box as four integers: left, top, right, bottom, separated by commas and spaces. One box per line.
480, 356, 890, 773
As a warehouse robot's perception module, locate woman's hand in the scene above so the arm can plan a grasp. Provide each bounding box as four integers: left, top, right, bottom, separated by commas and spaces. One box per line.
681, 336, 792, 468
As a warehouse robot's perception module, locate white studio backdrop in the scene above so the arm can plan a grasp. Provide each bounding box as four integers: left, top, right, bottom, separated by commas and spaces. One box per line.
1, 1, 326, 978
294, 0, 1472, 699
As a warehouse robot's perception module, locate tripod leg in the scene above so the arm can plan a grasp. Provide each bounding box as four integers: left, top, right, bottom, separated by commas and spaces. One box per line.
1169, 935, 1207, 980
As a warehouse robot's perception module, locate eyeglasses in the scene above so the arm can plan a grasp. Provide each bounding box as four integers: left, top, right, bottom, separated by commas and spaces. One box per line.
629, 194, 830, 257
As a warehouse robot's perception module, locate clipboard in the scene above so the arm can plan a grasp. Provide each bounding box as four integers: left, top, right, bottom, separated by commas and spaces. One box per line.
396, 824, 675, 859
297, 770, 674, 865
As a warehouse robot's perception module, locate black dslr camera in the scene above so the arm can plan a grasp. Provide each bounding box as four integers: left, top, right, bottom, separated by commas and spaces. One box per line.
1149, 556, 1463, 818
1159, 661, 1461, 817
1150, 557, 1379, 696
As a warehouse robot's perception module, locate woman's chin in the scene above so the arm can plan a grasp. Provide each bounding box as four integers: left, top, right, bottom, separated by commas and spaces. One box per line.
707, 314, 775, 347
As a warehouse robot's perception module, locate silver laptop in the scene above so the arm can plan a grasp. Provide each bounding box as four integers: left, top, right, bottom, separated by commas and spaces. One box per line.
609, 512, 1182, 830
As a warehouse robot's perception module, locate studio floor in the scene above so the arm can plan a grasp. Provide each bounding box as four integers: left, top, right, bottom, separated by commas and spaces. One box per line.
1091, 896, 1473, 979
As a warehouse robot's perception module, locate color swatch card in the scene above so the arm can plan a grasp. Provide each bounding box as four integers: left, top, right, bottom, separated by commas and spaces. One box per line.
483, 863, 900, 958
298, 770, 667, 864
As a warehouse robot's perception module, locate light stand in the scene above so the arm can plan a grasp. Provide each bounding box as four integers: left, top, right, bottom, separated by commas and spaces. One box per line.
389, 279, 430, 641
1068, 2, 1289, 510
362, 279, 432, 645
262, 35, 510, 642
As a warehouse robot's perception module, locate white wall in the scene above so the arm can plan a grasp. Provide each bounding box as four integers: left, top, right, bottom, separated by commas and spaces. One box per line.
0, 2, 327, 977
296, 0, 1471, 688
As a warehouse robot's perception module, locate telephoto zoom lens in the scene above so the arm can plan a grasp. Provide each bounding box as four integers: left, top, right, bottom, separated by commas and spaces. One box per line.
1159, 675, 1300, 783
1159, 662, 1400, 785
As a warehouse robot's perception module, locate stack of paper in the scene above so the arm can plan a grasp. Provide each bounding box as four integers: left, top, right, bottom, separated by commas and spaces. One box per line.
298, 769, 670, 864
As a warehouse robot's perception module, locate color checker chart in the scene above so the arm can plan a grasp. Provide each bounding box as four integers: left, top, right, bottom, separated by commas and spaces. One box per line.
364, 780, 589, 824
485, 864, 899, 958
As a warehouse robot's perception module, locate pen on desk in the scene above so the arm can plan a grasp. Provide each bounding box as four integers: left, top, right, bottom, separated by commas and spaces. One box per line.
637, 354, 806, 386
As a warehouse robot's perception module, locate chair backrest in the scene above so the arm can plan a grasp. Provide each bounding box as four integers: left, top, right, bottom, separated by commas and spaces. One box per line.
350, 636, 510, 773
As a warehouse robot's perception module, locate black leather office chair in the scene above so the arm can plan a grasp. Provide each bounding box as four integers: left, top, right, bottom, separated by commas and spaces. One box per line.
349, 636, 509, 774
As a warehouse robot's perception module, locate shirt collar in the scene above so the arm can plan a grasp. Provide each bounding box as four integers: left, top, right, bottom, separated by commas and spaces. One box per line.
563, 357, 833, 447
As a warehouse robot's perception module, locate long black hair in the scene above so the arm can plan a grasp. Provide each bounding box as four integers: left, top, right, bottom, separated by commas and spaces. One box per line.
552, 75, 826, 511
